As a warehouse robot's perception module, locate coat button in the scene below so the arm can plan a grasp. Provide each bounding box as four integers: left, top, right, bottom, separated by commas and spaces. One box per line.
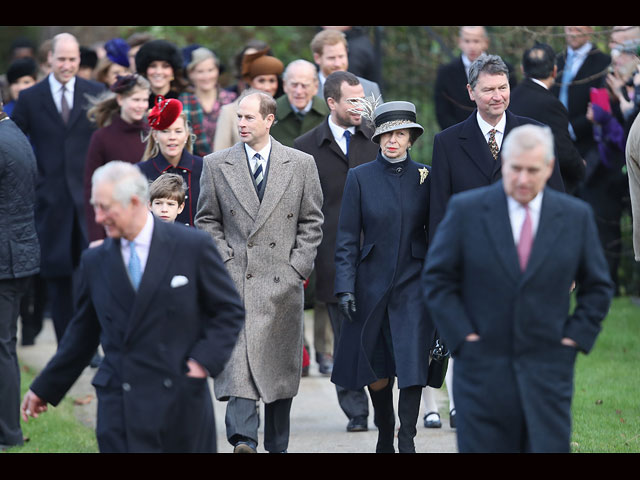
122, 383, 131, 392
287, 213, 293, 218
274, 276, 280, 283
230, 210, 235, 216
246, 273, 252, 279
163, 378, 173, 388
396, 167, 403, 173
269, 242, 276, 248
248, 242, 253, 248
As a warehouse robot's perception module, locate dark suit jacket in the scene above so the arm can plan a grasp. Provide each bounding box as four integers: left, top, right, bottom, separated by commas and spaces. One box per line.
550, 46, 611, 156
293, 117, 378, 303
434, 55, 518, 131
429, 110, 565, 242
422, 182, 613, 452
30, 217, 245, 452
11, 75, 106, 277
510, 78, 586, 193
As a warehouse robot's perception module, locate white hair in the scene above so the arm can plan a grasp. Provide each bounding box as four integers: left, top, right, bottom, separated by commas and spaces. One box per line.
501, 124, 555, 165
92, 161, 149, 206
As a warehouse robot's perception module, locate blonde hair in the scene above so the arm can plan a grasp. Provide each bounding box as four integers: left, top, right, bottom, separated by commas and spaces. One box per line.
141, 112, 195, 161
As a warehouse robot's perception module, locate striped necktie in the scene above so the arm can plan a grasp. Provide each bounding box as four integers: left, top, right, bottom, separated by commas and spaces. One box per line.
252, 153, 264, 191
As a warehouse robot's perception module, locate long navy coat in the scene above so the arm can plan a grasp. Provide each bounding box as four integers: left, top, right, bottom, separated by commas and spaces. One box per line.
422, 182, 614, 452
11, 75, 105, 277
29, 217, 245, 452
331, 152, 435, 391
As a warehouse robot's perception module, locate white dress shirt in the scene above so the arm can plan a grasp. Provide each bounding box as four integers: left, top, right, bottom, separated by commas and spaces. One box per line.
121, 211, 155, 275
507, 190, 543, 245
244, 139, 272, 174
477, 111, 507, 150
328, 116, 356, 156
48, 74, 75, 113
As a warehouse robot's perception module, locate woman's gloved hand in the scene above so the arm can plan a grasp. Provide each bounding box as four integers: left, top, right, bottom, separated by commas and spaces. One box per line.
338, 292, 357, 322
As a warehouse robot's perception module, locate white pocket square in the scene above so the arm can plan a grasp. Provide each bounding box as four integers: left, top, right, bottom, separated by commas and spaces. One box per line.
170, 275, 189, 288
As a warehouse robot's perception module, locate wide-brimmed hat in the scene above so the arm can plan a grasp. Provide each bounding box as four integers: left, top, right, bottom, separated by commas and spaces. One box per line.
241, 47, 284, 81
148, 96, 183, 130
371, 101, 424, 144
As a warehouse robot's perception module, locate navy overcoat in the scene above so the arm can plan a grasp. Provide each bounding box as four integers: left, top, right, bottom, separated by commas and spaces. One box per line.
331, 152, 435, 391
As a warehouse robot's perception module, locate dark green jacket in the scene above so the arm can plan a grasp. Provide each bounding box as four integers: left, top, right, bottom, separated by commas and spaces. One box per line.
270, 95, 330, 147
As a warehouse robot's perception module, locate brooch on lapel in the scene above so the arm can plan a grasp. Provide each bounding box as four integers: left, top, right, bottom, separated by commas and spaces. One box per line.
419, 167, 429, 185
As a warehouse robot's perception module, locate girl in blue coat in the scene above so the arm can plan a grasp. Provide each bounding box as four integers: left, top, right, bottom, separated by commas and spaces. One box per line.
332, 101, 436, 452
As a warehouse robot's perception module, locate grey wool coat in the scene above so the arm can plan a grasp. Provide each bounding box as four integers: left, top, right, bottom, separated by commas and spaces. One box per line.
195, 137, 324, 403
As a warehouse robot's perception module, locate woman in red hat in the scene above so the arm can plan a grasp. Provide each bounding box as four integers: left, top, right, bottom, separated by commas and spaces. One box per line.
137, 96, 203, 228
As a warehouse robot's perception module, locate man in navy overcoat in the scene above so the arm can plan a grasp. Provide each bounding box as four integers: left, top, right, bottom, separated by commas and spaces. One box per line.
21, 161, 245, 453
429, 54, 565, 243
422, 124, 613, 453
11, 32, 106, 342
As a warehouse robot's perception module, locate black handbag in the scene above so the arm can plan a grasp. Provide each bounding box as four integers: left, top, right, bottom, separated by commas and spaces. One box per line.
427, 338, 450, 388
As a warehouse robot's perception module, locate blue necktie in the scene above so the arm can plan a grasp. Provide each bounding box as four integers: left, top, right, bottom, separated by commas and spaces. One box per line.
559, 50, 575, 109
344, 130, 351, 158
253, 153, 264, 191
128, 241, 142, 290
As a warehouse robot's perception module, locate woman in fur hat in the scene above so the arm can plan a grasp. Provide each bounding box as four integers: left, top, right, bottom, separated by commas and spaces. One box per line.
135, 39, 187, 108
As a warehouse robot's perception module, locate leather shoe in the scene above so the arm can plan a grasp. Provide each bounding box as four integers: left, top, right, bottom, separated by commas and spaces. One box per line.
317, 353, 333, 375
449, 409, 456, 429
423, 411, 442, 428
346, 416, 368, 432
233, 439, 257, 453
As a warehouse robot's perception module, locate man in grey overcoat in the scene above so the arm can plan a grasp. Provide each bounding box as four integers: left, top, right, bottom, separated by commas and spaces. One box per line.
195, 89, 324, 453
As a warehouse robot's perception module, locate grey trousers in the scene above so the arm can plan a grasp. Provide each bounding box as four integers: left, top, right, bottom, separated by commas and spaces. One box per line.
0, 277, 30, 447
225, 396, 293, 453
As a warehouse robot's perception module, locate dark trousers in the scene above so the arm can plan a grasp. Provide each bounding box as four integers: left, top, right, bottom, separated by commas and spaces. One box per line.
327, 302, 370, 420
47, 275, 76, 343
19, 274, 47, 345
0, 277, 30, 446
225, 396, 293, 453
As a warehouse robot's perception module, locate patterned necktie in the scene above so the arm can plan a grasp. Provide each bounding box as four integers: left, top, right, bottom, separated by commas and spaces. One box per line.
517, 205, 533, 271
488, 129, 499, 160
128, 241, 142, 289
344, 130, 351, 158
60, 85, 70, 124
252, 153, 264, 191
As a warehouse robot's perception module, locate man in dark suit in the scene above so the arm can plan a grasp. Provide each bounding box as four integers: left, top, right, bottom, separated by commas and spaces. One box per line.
510, 43, 586, 195
11, 32, 106, 342
434, 26, 517, 131
293, 71, 378, 433
429, 53, 565, 242
422, 124, 614, 453
21, 161, 245, 453
551, 26, 611, 159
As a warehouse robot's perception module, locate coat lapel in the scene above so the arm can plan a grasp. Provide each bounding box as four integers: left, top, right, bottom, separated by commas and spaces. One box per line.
251, 139, 294, 234
482, 183, 521, 283
100, 237, 137, 313
220, 143, 260, 221
459, 113, 495, 183
520, 188, 564, 281
124, 218, 177, 343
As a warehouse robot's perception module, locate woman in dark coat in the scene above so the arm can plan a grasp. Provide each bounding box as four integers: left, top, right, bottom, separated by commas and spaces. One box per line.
137, 96, 203, 228
332, 101, 435, 453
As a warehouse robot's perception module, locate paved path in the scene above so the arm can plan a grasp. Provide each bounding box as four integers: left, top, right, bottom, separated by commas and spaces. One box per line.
17, 313, 458, 453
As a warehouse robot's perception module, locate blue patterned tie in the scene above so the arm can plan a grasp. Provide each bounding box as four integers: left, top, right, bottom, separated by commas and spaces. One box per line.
253, 153, 264, 191
344, 130, 351, 158
128, 241, 142, 290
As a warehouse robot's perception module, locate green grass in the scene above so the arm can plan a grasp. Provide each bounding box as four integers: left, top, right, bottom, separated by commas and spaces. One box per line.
571, 297, 640, 453
1, 365, 98, 453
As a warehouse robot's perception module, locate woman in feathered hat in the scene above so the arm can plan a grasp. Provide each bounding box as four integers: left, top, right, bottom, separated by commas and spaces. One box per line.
137, 96, 202, 228
331, 99, 436, 453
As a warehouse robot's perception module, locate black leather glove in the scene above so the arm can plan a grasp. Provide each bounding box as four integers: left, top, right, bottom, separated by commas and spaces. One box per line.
338, 292, 356, 322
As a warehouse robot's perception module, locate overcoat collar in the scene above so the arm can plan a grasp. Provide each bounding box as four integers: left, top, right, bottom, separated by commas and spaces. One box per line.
481, 182, 564, 284
219, 137, 294, 232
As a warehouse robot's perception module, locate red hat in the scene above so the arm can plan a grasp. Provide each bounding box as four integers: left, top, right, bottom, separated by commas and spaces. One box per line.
148, 96, 183, 130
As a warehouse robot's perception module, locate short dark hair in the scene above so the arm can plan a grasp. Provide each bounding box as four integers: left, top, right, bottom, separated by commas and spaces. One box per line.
522, 42, 556, 80
323, 70, 360, 103
238, 89, 277, 119
149, 173, 185, 204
